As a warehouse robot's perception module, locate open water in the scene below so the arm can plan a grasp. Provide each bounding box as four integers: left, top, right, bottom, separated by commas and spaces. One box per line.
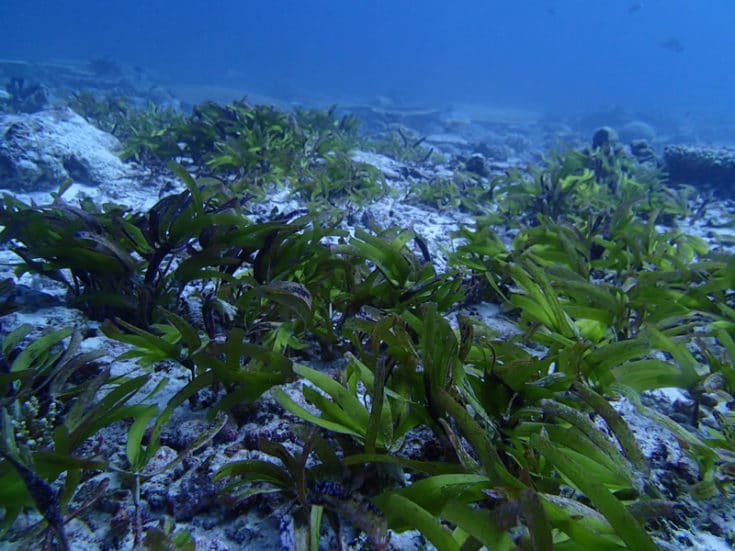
1, 0, 734, 121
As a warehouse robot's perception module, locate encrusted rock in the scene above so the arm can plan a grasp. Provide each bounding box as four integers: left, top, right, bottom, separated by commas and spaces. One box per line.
630, 139, 658, 164
224, 514, 281, 546
140, 446, 181, 510
0, 107, 137, 191
664, 144, 735, 194
464, 154, 489, 177
160, 419, 210, 451
167, 458, 224, 520
214, 415, 240, 444
592, 126, 619, 149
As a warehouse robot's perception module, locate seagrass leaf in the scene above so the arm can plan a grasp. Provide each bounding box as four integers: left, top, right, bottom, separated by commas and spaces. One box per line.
421, 303, 459, 391
518, 488, 553, 551
540, 493, 622, 549
214, 459, 292, 489
571, 383, 648, 473
160, 308, 203, 353
125, 404, 159, 471
168, 162, 203, 218
258, 281, 313, 324
611, 384, 717, 462
64, 374, 149, 451
10, 328, 72, 373
376, 493, 459, 551
274, 389, 364, 439
611, 359, 695, 391
342, 453, 464, 476
2, 323, 32, 356
348, 227, 414, 287
392, 472, 483, 502
531, 433, 659, 551
101, 318, 180, 366
440, 499, 515, 551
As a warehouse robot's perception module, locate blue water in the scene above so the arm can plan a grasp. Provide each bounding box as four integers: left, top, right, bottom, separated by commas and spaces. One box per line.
1, 0, 734, 119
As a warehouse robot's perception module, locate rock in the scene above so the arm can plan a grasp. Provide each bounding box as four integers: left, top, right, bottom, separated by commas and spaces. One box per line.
619, 120, 656, 144
0, 59, 174, 105
189, 534, 232, 551
167, 459, 223, 520
0, 107, 137, 191
0, 280, 62, 312
592, 126, 619, 149
140, 446, 183, 510
214, 415, 240, 444
475, 142, 509, 161
664, 145, 735, 195
350, 150, 403, 180
630, 140, 658, 164
160, 419, 210, 451
224, 514, 281, 546
464, 155, 489, 177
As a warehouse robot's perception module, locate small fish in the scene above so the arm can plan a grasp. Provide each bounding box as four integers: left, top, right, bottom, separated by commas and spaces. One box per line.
660, 37, 684, 53
628, 2, 643, 13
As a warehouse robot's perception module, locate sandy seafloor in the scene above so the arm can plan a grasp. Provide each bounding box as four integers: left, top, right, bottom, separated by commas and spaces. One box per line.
0, 77, 734, 550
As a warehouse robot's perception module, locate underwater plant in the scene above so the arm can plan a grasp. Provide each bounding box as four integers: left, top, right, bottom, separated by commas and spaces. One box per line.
0, 179, 204, 325
2, 90, 734, 548
260, 297, 678, 550
407, 172, 493, 214
366, 127, 437, 164
290, 151, 386, 205
67, 90, 132, 134
117, 103, 184, 164
1, 78, 48, 114
497, 148, 688, 228
67, 92, 184, 165
0, 325, 158, 549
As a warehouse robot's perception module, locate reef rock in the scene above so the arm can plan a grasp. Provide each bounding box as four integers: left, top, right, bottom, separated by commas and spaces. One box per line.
630, 140, 658, 165
591, 126, 618, 149
0, 107, 136, 191
664, 144, 735, 194
618, 120, 656, 144
464, 154, 489, 177
167, 459, 223, 520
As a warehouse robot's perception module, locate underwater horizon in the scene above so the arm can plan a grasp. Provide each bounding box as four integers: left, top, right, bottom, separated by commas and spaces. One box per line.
1, 0, 734, 124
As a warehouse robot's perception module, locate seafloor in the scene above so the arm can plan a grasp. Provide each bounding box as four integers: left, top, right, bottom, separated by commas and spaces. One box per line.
0, 60, 734, 550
